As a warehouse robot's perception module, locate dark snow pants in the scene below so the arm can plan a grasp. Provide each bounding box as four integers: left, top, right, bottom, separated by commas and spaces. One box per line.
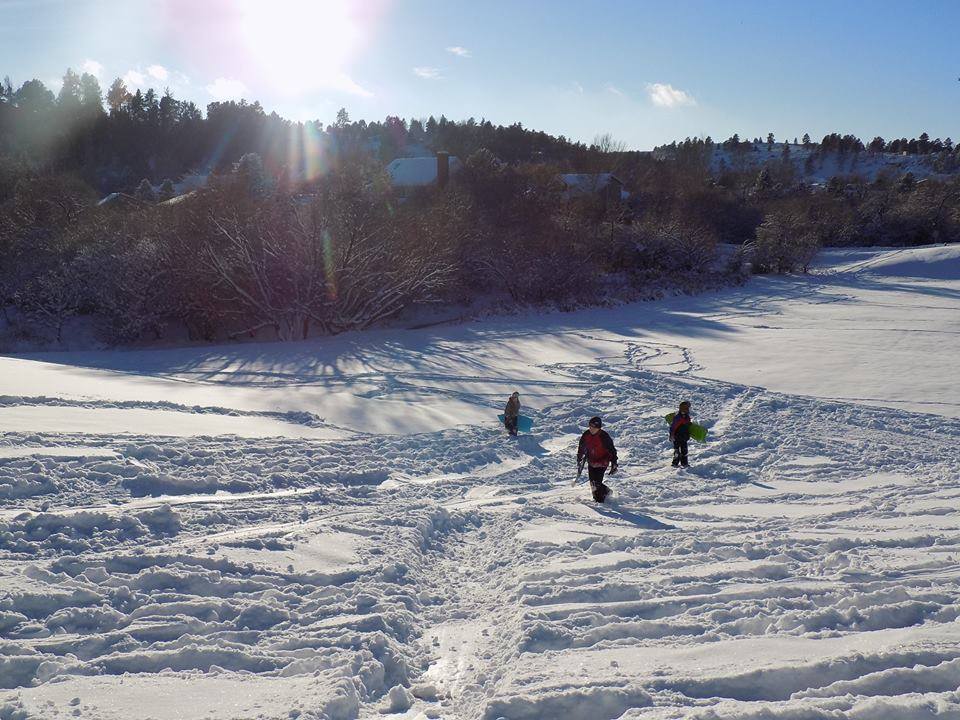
588, 465, 611, 502
504, 416, 518, 435
672, 439, 689, 467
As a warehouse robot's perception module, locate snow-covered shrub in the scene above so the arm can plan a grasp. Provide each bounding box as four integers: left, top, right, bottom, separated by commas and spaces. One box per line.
481, 224, 593, 304
80, 236, 174, 344
14, 263, 88, 343
752, 211, 821, 274
618, 220, 718, 278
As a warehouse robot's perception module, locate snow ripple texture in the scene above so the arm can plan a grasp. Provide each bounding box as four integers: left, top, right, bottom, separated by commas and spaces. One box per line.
1, 246, 960, 719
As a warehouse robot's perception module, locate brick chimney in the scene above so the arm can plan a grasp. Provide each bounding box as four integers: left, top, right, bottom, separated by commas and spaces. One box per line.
436, 151, 450, 188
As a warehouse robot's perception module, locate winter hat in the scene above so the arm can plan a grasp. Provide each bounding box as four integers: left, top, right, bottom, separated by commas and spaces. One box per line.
679, 400, 691, 411
511, 391, 519, 398
588, 416, 603, 428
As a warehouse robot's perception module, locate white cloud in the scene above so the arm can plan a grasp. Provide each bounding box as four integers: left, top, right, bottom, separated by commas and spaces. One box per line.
123, 70, 146, 88
120, 66, 190, 92
82, 59, 103, 79
606, 83, 626, 98
331, 72, 373, 97
646, 82, 696, 108
147, 64, 169, 82
572, 81, 584, 94
446, 46, 471, 58
205, 77, 249, 101
413, 66, 442, 80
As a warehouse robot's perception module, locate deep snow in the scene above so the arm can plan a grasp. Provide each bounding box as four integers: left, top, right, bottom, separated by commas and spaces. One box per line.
1, 245, 959, 719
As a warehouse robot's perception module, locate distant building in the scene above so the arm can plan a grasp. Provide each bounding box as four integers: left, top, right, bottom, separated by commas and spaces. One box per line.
386, 152, 462, 194
559, 173, 627, 204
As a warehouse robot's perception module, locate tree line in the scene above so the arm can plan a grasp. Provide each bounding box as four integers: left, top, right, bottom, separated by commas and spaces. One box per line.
0, 68, 624, 199
2, 68, 959, 349
661, 132, 958, 156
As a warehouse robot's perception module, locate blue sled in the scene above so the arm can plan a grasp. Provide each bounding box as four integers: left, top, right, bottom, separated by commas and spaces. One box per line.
498, 414, 534, 432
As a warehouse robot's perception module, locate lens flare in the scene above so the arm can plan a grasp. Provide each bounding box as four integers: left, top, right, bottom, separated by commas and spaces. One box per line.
237, 0, 371, 97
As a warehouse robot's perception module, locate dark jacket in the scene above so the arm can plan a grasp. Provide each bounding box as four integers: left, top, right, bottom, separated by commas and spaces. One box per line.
504, 396, 521, 419
578, 429, 618, 468
670, 411, 691, 442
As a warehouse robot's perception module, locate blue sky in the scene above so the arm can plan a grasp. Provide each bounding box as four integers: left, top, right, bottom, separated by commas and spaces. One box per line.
2, 0, 958, 150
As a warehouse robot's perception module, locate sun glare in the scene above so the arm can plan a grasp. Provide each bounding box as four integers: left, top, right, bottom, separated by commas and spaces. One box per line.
237, 0, 367, 96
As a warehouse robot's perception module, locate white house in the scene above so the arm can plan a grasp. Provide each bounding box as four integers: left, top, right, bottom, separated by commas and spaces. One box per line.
386, 152, 462, 192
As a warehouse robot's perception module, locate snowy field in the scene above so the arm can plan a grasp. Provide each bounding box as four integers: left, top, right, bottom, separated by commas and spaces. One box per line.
1, 244, 959, 719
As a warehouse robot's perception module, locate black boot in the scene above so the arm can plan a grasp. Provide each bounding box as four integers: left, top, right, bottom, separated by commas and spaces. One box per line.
589, 480, 606, 502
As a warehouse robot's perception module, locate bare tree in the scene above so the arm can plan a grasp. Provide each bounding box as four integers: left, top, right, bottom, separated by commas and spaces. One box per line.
181, 182, 459, 341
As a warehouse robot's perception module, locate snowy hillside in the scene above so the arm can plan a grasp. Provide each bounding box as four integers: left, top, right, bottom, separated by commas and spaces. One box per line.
2, 245, 960, 719
707, 144, 951, 183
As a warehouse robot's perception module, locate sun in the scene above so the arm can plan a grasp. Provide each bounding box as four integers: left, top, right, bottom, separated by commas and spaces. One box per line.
237, 0, 368, 96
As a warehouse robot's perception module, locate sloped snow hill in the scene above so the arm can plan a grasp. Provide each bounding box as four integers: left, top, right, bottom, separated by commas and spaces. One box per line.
1, 244, 959, 719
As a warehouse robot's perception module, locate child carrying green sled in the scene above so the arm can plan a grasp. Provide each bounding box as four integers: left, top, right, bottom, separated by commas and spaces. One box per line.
665, 400, 705, 467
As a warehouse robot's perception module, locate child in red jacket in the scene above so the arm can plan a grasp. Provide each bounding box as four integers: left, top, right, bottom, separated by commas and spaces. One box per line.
670, 400, 692, 467
577, 416, 618, 502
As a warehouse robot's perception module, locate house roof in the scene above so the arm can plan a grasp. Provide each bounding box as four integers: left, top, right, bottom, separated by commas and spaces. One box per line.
559, 173, 623, 193
386, 156, 462, 187
159, 190, 197, 206
96, 192, 147, 208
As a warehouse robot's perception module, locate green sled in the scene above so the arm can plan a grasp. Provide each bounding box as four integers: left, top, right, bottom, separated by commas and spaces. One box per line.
665, 412, 708, 442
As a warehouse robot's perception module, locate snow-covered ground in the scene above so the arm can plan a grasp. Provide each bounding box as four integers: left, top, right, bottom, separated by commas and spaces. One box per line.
1, 244, 959, 719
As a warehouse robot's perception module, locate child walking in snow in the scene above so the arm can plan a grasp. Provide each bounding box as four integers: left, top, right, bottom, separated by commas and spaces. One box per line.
577, 416, 618, 503
503, 392, 521, 436
669, 400, 693, 467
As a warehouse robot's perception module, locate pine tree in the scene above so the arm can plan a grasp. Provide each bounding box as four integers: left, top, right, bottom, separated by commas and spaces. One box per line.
767, 133, 775, 150
79, 73, 104, 118
15, 80, 55, 114
134, 178, 157, 202
158, 89, 178, 131
57, 68, 82, 109
753, 166, 773, 195
1, 76, 13, 103
106, 78, 130, 113
235, 152, 268, 196
157, 178, 175, 201
143, 88, 159, 128
128, 89, 145, 121
802, 133, 811, 147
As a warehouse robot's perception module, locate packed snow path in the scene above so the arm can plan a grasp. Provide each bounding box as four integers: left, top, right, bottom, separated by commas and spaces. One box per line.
2, 245, 960, 719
